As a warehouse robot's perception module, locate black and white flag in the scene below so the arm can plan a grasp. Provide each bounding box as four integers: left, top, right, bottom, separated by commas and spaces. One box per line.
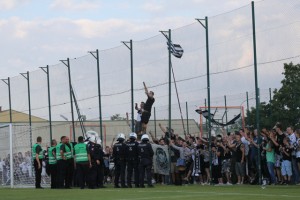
167, 41, 184, 58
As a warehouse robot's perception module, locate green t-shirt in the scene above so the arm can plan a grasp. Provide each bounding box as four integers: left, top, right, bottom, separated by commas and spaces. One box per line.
266, 143, 275, 163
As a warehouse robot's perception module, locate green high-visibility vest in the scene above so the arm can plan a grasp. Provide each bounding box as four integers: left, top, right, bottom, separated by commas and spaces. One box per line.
74, 143, 88, 163
65, 144, 72, 160
48, 146, 57, 164
56, 143, 72, 160
32, 143, 44, 160
56, 143, 62, 160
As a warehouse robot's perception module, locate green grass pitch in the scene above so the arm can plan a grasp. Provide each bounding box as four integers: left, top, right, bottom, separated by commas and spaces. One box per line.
1, 185, 300, 200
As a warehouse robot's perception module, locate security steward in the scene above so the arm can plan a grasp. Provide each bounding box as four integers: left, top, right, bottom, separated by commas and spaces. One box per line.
32, 136, 44, 189
113, 133, 128, 188
138, 134, 154, 188
74, 136, 91, 189
126, 132, 139, 188
66, 137, 75, 188
56, 136, 72, 189
48, 139, 57, 189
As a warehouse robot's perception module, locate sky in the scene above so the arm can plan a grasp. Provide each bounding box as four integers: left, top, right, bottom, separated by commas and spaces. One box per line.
1, 0, 300, 125
0, 0, 259, 77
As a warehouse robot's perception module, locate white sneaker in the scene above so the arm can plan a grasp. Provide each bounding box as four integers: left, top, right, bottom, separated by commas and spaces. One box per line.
226, 182, 232, 185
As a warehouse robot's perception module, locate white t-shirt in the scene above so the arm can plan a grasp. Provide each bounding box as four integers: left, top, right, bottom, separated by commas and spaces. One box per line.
296, 138, 300, 158
289, 133, 297, 156
136, 111, 141, 122
241, 136, 250, 156
0, 160, 3, 172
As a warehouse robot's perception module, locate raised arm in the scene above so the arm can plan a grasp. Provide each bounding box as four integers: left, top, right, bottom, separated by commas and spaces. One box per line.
126, 112, 130, 127
110, 137, 115, 149
143, 82, 148, 95
149, 131, 158, 143
158, 123, 167, 134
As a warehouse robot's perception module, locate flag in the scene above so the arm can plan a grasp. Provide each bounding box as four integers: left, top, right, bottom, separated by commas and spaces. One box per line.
167, 41, 184, 58
152, 144, 170, 175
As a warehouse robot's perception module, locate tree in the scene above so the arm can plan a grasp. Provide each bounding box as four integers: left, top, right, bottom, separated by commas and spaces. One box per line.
246, 62, 300, 129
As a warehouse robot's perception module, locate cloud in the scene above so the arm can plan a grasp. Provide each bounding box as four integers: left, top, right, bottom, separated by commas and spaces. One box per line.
142, 2, 164, 12
0, 0, 30, 10
50, 0, 101, 11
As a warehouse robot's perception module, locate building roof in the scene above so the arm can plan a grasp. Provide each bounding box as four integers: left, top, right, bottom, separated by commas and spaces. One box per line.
0, 109, 47, 123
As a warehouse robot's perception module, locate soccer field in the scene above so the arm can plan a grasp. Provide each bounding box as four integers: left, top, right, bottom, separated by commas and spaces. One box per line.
1, 185, 300, 200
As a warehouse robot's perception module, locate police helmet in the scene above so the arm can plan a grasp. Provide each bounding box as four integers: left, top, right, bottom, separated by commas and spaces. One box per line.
129, 132, 137, 139
85, 130, 99, 141
117, 133, 125, 141
96, 136, 102, 145
141, 134, 149, 142
88, 135, 97, 143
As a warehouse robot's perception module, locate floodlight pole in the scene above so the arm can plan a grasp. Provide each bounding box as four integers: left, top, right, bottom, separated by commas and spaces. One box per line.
121, 40, 135, 133
89, 49, 103, 143
251, 1, 261, 184
1, 78, 12, 123
196, 17, 212, 184
60, 58, 76, 142
40, 65, 53, 142
20, 71, 32, 153
160, 29, 172, 139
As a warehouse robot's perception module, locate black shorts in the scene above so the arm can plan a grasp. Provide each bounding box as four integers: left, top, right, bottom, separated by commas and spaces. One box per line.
141, 112, 151, 124
204, 161, 209, 169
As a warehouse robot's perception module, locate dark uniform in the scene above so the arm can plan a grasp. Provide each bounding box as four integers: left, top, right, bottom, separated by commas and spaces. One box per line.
48, 146, 57, 189
65, 143, 74, 188
113, 140, 128, 188
56, 142, 72, 188
126, 139, 139, 187
88, 142, 104, 189
138, 140, 154, 187
32, 143, 43, 188
74, 142, 89, 189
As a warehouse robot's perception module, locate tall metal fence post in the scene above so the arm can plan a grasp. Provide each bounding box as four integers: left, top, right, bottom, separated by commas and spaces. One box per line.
196, 16, 211, 184
40, 65, 53, 142
186, 101, 189, 135
20, 72, 32, 155
121, 40, 135, 133
251, 1, 261, 185
89, 50, 103, 143
60, 58, 76, 142
1, 78, 13, 123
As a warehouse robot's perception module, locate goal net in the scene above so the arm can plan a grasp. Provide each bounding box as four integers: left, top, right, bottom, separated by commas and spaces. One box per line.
0, 124, 50, 188
198, 106, 245, 138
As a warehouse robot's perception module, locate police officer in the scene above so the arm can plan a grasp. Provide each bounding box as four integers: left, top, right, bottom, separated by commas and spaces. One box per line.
113, 133, 128, 188
32, 136, 44, 189
126, 132, 139, 188
138, 134, 154, 188
88, 134, 103, 189
74, 136, 90, 189
95, 136, 105, 188
48, 139, 57, 189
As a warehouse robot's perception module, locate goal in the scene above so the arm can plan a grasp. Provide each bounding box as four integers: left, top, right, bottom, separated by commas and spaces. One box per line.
198, 106, 245, 138
0, 124, 50, 188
